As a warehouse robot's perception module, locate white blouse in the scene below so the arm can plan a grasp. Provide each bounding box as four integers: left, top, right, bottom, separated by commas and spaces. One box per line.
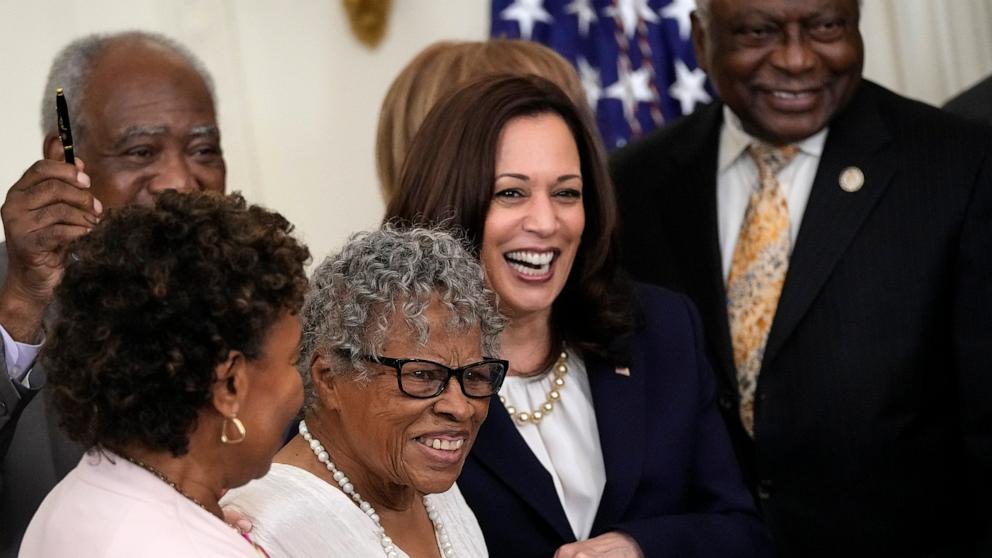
499, 351, 606, 540
222, 463, 488, 557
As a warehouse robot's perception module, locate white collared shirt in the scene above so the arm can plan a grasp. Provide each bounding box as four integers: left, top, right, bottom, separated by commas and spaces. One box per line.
499, 351, 606, 540
717, 106, 828, 281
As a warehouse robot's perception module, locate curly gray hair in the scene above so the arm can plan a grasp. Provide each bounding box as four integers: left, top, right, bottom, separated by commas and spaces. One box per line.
40, 31, 215, 146
299, 224, 504, 410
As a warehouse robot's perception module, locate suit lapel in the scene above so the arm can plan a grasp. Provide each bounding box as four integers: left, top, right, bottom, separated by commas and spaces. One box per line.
764, 83, 896, 365
589, 350, 646, 532
471, 350, 650, 539
666, 104, 738, 389
470, 396, 574, 540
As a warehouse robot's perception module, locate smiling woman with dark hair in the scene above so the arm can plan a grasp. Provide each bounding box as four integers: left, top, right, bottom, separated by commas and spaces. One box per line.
385, 74, 771, 557
20, 191, 310, 558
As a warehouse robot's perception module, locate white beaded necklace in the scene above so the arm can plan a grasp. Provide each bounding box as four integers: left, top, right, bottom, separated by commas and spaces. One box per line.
299, 420, 455, 558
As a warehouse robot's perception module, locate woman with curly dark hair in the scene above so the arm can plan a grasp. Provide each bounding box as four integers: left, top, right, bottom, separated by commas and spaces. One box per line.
385, 75, 771, 557
19, 191, 309, 558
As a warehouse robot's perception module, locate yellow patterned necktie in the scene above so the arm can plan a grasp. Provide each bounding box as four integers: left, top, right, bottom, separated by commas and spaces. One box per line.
727, 143, 799, 437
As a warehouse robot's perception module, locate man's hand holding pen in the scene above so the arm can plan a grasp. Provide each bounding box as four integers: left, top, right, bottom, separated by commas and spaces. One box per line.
0, 157, 102, 343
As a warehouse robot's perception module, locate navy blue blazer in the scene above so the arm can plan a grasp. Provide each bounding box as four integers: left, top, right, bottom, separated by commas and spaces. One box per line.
458, 283, 771, 558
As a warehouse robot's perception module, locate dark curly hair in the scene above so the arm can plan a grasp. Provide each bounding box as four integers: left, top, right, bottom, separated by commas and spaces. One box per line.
385, 74, 634, 372
42, 191, 310, 457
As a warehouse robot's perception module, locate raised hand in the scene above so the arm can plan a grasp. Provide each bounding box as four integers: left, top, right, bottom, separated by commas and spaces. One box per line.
0, 157, 101, 342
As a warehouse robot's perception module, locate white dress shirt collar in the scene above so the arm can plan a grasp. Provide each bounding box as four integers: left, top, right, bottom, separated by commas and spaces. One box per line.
718, 106, 828, 172
716, 106, 830, 281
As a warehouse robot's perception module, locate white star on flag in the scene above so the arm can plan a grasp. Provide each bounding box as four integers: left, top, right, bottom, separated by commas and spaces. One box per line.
565, 0, 597, 37
500, 0, 553, 40
660, 0, 696, 40
604, 63, 655, 122
668, 59, 711, 114
577, 56, 602, 108
604, 0, 659, 39
490, 0, 710, 149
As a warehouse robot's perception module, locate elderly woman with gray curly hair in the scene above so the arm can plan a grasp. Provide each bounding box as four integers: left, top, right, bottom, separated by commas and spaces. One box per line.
223, 225, 506, 558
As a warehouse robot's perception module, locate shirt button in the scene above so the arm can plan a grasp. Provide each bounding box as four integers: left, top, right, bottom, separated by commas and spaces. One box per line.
718, 391, 734, 410
0, 401, 7, 417
757, 479, 774, 500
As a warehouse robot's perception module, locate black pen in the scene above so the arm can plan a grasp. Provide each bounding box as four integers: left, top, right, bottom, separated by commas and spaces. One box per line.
55, 88, 75, 165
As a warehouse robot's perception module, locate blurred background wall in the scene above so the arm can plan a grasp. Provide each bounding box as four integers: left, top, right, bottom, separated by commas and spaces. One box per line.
1, 0, 990, 263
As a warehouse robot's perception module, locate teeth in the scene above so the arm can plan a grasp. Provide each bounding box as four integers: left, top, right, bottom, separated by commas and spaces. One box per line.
417, 437, 465, 451
505, 250, 554, 266
505, 251, 554, 276
509, 261, 550, 276
772, 90, 810, 99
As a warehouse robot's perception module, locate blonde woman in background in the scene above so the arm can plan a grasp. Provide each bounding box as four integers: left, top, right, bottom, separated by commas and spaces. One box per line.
375, 39, 589, 202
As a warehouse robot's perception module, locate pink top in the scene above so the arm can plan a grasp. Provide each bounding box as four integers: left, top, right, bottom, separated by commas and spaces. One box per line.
19, 451, 266, 558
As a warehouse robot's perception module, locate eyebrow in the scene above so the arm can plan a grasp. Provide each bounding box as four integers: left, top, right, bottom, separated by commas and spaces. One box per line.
495, 173, 582, 183
189, 124, 220, 139
110, 124, 219, 150
111, 125, 168, 149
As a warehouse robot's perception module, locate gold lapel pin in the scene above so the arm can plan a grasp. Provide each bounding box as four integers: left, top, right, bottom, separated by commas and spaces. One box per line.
839, 166, 864, 192
615, 367, 630, 377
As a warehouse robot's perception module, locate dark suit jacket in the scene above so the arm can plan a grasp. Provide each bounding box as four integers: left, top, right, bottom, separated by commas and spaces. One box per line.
610, 81, 992, 557
458, 283, 771, 558
944, 75, 992, 126
0, 243, 82, 558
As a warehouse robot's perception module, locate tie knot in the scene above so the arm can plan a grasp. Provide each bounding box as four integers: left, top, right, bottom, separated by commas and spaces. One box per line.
748, 143, 799, 178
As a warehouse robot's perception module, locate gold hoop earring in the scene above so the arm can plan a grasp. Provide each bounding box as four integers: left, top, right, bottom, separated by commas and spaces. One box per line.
221, 415, 247, 444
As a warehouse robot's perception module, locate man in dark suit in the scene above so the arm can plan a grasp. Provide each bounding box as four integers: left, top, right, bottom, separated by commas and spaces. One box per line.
944, 74, 992, 126
610, 0, 992, 555
0, 31, 225, 557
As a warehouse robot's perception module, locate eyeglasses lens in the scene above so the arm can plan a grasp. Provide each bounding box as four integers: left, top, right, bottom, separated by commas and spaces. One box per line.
461, 362, 502, 396
398, 361, 503, 397
399, 362, 449, 397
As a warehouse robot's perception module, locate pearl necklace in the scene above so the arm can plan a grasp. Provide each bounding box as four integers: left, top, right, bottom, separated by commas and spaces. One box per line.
499, 350, 568, 424
299, 420, 455, 558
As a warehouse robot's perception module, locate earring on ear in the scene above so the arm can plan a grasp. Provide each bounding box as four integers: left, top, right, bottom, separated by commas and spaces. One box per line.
221, 415, 247, 444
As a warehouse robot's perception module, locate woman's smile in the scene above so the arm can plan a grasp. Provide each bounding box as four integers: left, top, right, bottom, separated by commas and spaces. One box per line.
504, 249, 558, 279
481, 113, 585, 319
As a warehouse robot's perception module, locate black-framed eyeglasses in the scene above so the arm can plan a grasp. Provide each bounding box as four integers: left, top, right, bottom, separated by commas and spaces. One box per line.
357, 354, 508, 399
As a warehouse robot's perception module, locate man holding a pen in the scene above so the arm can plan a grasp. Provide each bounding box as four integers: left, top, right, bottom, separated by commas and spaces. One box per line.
0, 31, 225, 557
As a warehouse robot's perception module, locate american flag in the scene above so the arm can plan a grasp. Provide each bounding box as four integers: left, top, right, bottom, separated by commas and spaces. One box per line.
491, 0, 711, 150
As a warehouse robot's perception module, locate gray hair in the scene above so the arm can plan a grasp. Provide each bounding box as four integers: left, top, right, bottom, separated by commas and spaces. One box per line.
693, 0, 862, 29
298, 224, 505, 411
40, 31, 216, 146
